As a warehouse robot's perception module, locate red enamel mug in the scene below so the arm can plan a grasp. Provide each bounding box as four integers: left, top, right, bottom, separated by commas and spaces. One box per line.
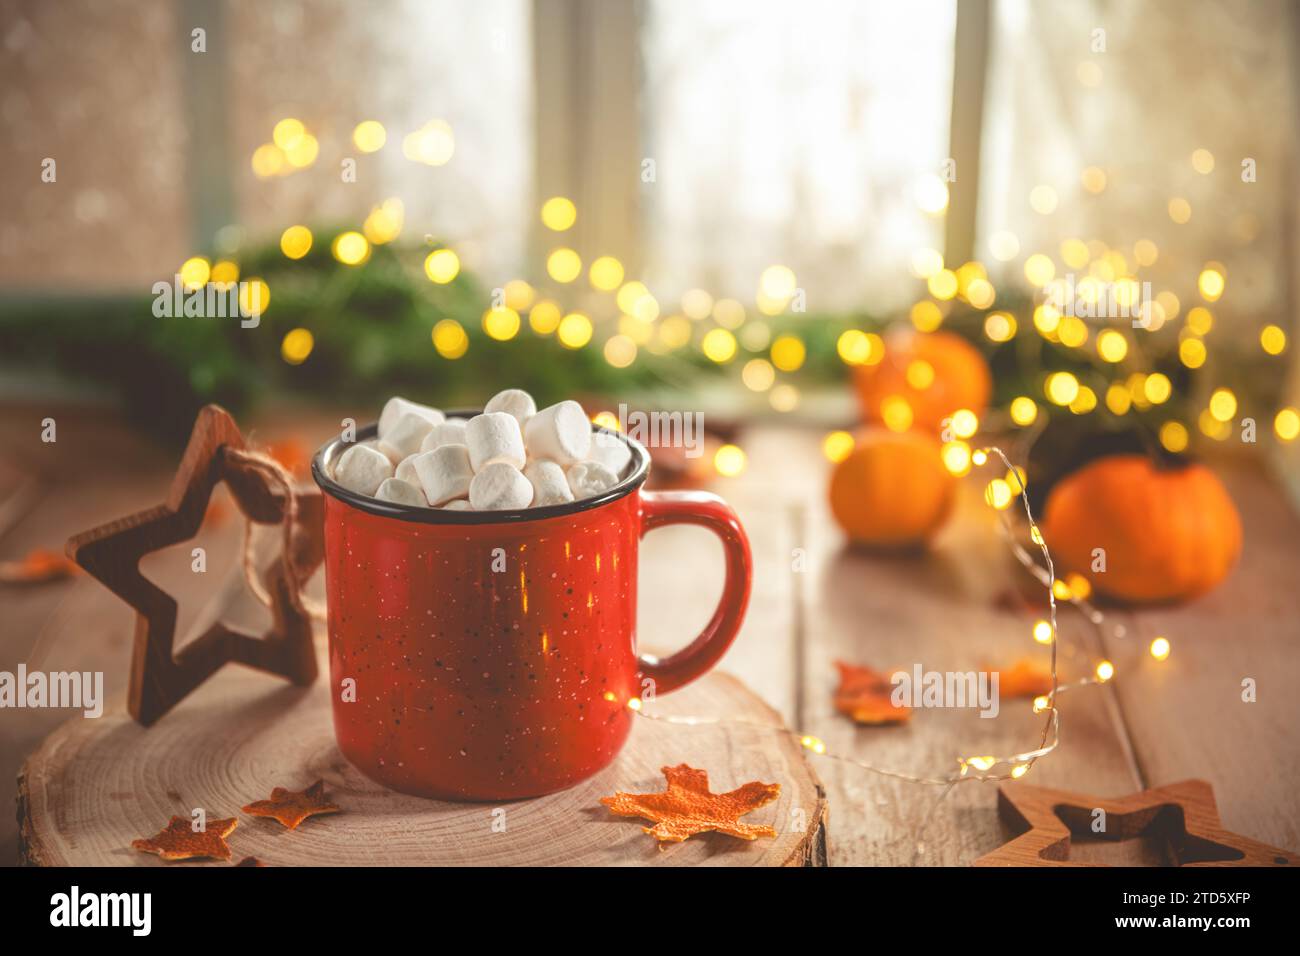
311, 416, 752, 800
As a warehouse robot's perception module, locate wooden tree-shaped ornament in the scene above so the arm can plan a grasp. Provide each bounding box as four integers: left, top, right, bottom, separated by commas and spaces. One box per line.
66, 405, 324, 726
975, 779, 1294, 867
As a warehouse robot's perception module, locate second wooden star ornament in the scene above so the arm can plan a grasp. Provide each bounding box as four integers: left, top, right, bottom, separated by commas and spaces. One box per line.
66, 405, 324, 726
975, 779, 1294, 867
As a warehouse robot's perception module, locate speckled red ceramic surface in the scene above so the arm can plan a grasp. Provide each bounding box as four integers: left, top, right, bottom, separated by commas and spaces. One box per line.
314, 432, 751, 801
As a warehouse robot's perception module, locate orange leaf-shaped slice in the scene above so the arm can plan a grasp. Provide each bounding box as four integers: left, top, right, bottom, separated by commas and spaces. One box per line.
833, 660, 911, 724
132, 815, 238, 862
994, 658, 1053, 698
0, 548, 80, 584
600, 764, 780, 844
242, 779, 340, 830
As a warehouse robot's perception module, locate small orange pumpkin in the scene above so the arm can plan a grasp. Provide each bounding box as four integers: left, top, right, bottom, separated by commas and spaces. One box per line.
853, 328, 992, 433
1041, 455, 1242, 604
829, 429, 956, 547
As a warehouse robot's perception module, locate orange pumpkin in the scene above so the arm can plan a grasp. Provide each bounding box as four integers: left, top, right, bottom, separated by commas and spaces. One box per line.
853, 328, 992, 433
1041, 455, 1242, 604
829, 429, 956, 547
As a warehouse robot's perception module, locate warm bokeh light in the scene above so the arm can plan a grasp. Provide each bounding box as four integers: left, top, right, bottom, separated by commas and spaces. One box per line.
983, 311, 1016, 342
1275, 407, 1300, 442
701, 328, 738, 363
905, 359, 935, 390
424, 248, 460, 284
1143, 373, 1172, 405
238, 278, 269, 316
984, 479, 1013, 510
941, 440, 971, 476
1168, 197, 1192, 224
823, 430, 855, 463
1045, 372, 1079, 406
557, 312, 593, 349
1032, 620, 1053, 645
540, 196, 577, 231
589, 255, 624, 291
603, 334, 637, 368
770, 334, 806, 372
1024, 253, 1055, 286
881, 396, 913, 432
482, 306, 521, 341
1159, 421, 1189, 453
910, 300, 944, 332
432, 319, 468, 359
1261, 324, 1287, 355
1198, 267, 1225, 302
529, 300, 562, 335
1150, 637, 1172, 661
837, 329, 884, 366
1009, 396, 1038, 426
352, 120, 387, 153
949, 409, 978, 439
1096, 329, 1127, 363
714, 444, 747, 476
681, 288, 713, 320
546, 248, 582, 283
742, 357, 776, 391
179, 256, 210, 290
280, 328, 314, 365
1095, 660, 1115, 682
273, 118, 305, 150
279, 225, 312, 260
1179, 337, 1207, 369
331, 231, 370, 266
1209, 387, 1237, 423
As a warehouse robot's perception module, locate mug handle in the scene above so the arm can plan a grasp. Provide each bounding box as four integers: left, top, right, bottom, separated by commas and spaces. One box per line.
636, 490, 753, 696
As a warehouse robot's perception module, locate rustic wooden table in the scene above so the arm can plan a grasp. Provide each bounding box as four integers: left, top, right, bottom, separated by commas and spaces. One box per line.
2, 404, 1298, 865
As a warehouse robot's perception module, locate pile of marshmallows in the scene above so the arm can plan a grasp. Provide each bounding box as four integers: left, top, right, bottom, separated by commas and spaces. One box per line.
329, 389, 632, 511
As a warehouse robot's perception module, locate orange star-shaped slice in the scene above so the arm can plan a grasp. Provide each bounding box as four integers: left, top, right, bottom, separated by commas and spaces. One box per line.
833, 660, 912, 724
600, 764, 780, 844
132, 815, 238, 862
242, 779, 341, 830
66, 405, 324, 726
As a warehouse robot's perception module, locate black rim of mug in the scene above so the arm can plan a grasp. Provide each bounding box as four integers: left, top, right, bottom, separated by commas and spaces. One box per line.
311, 409, 652, 525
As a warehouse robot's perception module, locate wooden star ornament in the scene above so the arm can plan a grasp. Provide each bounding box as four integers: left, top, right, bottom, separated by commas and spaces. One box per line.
66, 405, 324, 726
242, 779, 341, 830
132, 815, 238, 862
975, 779, 1294, 867
600, 764, 780, 844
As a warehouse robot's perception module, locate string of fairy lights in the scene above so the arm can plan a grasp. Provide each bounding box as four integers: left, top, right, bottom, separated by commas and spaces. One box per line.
628, 437, 1131, 789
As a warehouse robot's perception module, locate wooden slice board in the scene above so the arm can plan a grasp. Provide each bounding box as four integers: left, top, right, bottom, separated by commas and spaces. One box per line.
18, 666, 826, 867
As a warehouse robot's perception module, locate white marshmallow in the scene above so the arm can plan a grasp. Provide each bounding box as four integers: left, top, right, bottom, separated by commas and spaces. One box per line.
375, 477, 428, 507
378, 397, 444, 439
469, 462, 534, 510
524, 459, 575, 507
465, 412, 527, 471
420, 418, 469, 453
412, 444, 475, 506
334, 443, 394, 497
589, 431, 633, 477
378, 412, 435, 462
442, 498, 471, 511
523, 400, 591, 465
484, 388, 537, 427
395, 454, 420, 485
566, 460, 620, 500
